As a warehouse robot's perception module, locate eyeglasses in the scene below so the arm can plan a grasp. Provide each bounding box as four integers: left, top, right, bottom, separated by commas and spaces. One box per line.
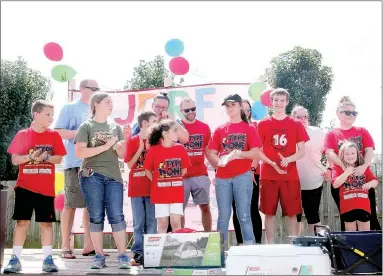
341, 111, 358, 117
296, 115, 309, 120
183, 107, 196, 113
84, 86, 100, 92
154, 104, 168, 111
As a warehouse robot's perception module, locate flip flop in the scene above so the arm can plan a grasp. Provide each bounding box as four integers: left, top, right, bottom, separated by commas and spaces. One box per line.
82, 250, 110, 257
60, 250, 76, 259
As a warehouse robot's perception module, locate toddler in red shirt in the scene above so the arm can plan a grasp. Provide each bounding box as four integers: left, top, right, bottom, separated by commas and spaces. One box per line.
332, 141, 378, 231
144, 119, 191, 233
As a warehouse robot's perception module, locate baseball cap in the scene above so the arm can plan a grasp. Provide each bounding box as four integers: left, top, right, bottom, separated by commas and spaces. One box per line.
221, 94, 243, 106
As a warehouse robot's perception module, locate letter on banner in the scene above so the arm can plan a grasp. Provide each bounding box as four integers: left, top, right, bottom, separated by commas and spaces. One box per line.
138, 93, 156, 111
168, 90, 188, 119
195, 87, 215, 121
114, 94, 136, 125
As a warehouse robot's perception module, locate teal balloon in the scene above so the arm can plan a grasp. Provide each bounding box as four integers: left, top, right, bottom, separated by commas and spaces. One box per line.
252, 101, 267, 120
51, 65, 76, 82
165, 39, 184, 57
248, 82, 267, 101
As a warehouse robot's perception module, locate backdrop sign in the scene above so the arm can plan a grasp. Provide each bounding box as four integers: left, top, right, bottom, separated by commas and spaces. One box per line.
70, 83, 265, 233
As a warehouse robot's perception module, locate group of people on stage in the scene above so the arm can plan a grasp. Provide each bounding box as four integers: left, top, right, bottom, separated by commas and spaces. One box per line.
3, 78, 380, 273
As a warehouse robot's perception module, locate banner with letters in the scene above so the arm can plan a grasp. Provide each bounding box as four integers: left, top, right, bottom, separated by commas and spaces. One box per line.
70, 83, 265, 233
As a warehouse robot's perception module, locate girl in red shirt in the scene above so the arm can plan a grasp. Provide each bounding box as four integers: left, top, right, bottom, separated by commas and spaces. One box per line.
324, 96, 380, 231
144, 119, 191, 233
208, 94, 262, 246
332, 142, 378, 231
232, 99, 263, 245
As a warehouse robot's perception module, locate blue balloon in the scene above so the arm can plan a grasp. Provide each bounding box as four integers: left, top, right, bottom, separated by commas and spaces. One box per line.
165, 39, 184, 57
252, 101, 268, 120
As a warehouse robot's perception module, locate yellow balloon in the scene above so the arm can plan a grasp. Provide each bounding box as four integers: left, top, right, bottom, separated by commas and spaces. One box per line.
55, 171, 65, 196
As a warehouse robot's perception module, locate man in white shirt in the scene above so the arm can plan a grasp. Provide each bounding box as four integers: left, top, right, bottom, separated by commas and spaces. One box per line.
292, 105, 331, 235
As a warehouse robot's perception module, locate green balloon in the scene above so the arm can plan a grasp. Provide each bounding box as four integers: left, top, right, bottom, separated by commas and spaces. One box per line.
51, 65, 76, 82
248, 82, 267, 101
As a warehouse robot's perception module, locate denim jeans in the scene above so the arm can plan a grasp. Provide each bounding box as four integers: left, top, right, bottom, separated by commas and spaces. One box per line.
216, 170, 254, 245
80, 172, 126, 232
131, 196, 157, 255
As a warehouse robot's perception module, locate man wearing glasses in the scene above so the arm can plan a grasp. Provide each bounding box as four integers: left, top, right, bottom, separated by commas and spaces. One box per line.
55, 79, 100, 259
131, 92, 189, 143
177, 98, 213, 232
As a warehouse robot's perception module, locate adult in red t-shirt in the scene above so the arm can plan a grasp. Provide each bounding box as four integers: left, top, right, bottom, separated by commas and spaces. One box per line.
177, 98, 213, 232
208, 94, 262, 247
144, 119, 191, 233
257, 88, 309, 244
124, 111, 158, 265
324, 96, 380, 231
331, 142, 378, 231
5, 100, 66, 273
231, 99, 263, 244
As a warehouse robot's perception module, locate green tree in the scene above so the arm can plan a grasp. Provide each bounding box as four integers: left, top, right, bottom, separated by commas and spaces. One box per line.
0, 57, 52, 180
264, 46, 334, 126
124, 55, 184, 90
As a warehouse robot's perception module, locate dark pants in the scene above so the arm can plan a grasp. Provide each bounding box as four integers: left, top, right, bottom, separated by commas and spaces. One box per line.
331, 186, 381, 231
232, 174, 262, 244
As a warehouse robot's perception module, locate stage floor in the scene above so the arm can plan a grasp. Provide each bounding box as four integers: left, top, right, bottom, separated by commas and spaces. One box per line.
1, 249, 164, 275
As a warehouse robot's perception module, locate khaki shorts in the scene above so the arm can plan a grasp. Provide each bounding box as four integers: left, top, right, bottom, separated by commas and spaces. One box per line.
64, 167, 86, 209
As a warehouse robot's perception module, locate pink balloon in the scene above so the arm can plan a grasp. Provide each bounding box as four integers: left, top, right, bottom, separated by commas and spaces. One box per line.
54, 194, 65, 211
43, 42, 63, 61
260, 89, 273, 107
169, 57, 189, 75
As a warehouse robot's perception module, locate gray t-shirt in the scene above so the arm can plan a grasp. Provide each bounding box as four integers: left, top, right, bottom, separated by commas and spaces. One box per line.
75, 120, 124, 183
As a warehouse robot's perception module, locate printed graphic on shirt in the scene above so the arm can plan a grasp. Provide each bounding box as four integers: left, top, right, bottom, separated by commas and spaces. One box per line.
90, 130, 117, 147
343, 175, 368, 200
136, 150, 147, 169
271, 129, 288, 151
28, 145, 53, 165
185, 134, 204, 156
157, 158, 183, 187
222, 133, 246, 152
337, 136, 363, 152
24, 145, 53, 174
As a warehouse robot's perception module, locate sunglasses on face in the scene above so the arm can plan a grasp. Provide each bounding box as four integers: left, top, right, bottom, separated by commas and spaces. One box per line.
183, 107, 196, 113
341, 110, 358, 117
84, 86, 100, 92
296, 115, 309, 120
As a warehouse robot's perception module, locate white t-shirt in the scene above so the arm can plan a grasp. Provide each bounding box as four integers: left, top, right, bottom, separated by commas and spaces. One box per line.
296, 126, 327, 190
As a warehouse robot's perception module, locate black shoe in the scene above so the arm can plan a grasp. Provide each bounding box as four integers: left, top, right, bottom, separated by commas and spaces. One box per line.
133, 253, 144, 266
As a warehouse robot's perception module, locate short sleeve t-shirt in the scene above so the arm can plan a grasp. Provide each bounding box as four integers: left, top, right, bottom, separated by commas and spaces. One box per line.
75, 120, 124, 183
332, 165, 377, 214
181, 120, 211, 178
324, 127, 375, 158
54, 100, 90, 169
296, 126, 327, 190
7, 128, 67, 197
208, 121, 263, 179
124, 135, 151, 197
144, 144, 191, 204
257, 116, 310, 181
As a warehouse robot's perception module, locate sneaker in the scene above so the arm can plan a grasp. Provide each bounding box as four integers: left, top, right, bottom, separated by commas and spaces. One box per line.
118, 253, 132, 269
133, 253, 144, 266
42, 255, 58, 273
90, 254, 106, 269
3, 254, 22, 274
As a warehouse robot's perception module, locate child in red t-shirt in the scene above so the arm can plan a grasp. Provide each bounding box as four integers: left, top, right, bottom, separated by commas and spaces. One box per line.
144, 119, 191, 233
5, 100, 67, 273
332, 142, 378, 231
124, 111, 158, 265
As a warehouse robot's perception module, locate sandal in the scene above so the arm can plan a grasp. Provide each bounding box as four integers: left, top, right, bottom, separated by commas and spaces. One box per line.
82, 250, 110, 257
60, 250, 76, 259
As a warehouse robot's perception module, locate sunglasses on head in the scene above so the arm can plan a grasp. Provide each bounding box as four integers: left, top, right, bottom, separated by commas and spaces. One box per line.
183, 107, 196, 113
341, 110, 358, 117
84, 86, 100, 92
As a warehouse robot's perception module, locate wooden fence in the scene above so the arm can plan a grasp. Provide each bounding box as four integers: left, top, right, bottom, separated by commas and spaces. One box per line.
2, 159, 382, 248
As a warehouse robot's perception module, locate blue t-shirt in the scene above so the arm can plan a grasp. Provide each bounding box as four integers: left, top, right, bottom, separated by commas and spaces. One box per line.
55, 101, 90, 169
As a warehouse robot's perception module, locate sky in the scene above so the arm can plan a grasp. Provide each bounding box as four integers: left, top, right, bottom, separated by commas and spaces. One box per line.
1, 1, 382, 151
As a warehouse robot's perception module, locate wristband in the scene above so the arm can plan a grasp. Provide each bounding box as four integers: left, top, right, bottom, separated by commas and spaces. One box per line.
44, 154, 50, 162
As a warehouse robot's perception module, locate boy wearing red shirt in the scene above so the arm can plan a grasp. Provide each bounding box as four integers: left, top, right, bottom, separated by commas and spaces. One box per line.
4, 100, 66, 273
124, 111, 158, 266
257, 89, 309, 244
178, 98, 212, 232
